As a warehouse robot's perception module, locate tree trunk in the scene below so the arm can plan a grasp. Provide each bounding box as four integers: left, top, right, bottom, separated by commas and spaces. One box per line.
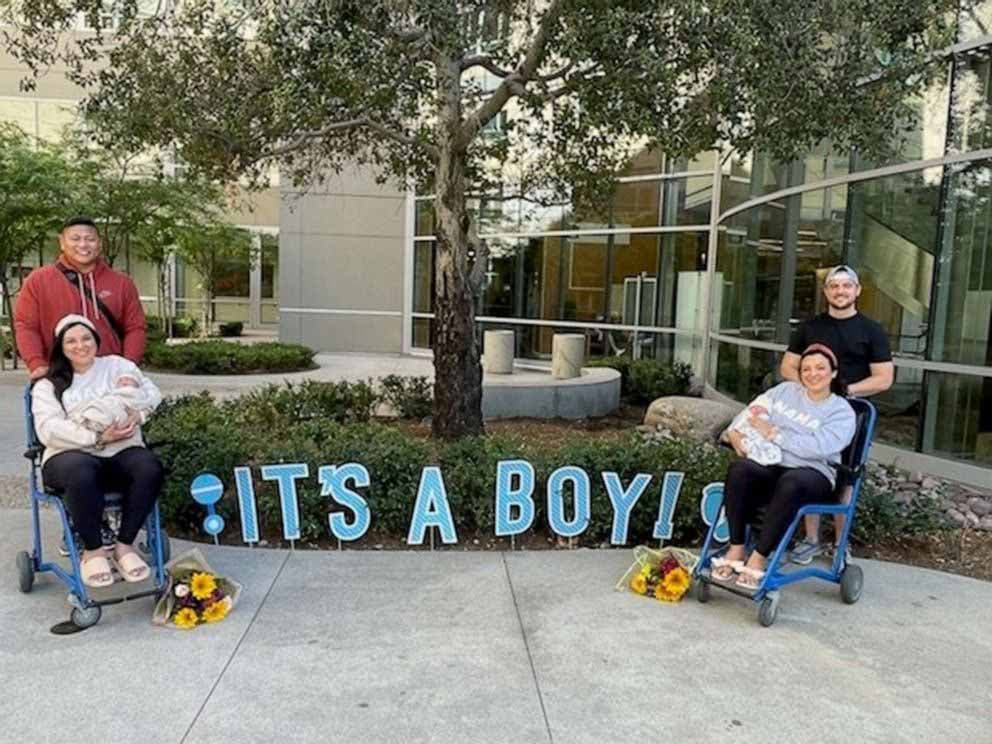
430, 60, 484, 439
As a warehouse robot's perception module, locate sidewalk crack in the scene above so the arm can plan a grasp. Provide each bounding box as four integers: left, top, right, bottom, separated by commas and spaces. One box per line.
178, 549, 292, 744
501, 552, 554, 744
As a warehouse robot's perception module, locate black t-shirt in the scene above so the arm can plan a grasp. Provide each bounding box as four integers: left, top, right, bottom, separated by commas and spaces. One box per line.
787, 313, 892, 385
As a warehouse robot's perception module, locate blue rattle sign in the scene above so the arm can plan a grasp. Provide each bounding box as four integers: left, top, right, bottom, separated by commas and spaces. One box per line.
190, 473, 226, 537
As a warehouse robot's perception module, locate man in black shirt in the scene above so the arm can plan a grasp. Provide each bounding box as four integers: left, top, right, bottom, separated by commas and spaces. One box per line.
779, 265, 894, 564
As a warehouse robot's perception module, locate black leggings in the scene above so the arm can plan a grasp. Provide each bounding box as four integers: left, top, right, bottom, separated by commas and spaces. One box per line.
723, 459, 835, 557
42, 447, 164, 551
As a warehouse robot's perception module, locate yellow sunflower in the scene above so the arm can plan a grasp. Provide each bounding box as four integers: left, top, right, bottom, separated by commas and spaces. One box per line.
173, 607, 199, 629
190, 572, 217, 600
202, 599, 230, 624
654, 583, 678, 602
662, 567, 691, 599
630, 574, 648, 595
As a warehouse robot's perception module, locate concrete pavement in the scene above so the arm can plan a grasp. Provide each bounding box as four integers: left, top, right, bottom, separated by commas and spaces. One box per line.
1, 507, 991, 744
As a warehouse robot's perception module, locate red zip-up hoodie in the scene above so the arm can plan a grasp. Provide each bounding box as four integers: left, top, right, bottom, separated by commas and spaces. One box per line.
13, 257, 147, 373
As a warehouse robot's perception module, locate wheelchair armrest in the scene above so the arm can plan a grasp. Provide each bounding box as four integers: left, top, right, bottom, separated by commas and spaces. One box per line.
23, 444, 44, 461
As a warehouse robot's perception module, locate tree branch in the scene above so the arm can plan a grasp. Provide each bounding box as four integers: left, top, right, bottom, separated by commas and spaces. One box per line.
262, 117, 439, 160
459, 0, 565, 145
461, 54, 513, 77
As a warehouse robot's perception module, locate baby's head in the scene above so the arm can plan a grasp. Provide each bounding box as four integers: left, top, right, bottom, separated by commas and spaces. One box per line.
115, 375, 139, 389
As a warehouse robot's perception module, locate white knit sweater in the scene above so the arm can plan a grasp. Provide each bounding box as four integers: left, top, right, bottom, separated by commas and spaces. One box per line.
31, 355, 162, 465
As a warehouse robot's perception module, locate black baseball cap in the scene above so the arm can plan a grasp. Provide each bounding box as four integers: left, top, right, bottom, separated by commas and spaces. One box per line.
60, 216, 98, 232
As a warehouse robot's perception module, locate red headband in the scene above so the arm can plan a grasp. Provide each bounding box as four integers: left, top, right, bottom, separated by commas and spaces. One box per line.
802, 343, 838, 367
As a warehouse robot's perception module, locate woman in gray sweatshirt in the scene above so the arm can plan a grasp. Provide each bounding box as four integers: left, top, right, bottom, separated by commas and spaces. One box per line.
712, 344, 857, 590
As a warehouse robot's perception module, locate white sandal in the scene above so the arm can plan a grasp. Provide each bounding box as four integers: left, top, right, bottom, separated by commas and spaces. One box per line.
710, 557, 744, 581
735, 566, 766, 591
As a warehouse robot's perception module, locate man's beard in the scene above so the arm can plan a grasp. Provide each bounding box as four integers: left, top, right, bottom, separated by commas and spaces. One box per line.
827, 297, 856, 311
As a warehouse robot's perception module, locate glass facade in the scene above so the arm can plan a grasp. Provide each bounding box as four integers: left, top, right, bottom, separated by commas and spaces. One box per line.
410, 6, 992, 469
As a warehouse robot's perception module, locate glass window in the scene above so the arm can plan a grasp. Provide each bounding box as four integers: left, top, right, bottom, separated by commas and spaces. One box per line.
623, 145, 664, 176
613, 180, 661, 228
716, 207, 786, 342
846, 167, 941, 358
871, 366, 923, 451
478, 237, 517, 317
931, 161, 992, 366
922, 370, 992, 465
413, 241, 434, 314
415, 200, 434, 237
664, 151, 716, 174
661, 176, 712, 226
711, 340, 780, 402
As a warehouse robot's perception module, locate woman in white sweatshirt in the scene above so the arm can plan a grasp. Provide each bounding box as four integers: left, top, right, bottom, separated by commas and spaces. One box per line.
32, 314, 164, 588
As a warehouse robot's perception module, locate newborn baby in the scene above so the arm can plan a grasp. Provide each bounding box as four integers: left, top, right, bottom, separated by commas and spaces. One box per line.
68, 375, 150, 433
726, 395, 782, 466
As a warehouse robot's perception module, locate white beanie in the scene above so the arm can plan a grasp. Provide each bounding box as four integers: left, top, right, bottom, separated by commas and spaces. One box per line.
54, 313, 97, 339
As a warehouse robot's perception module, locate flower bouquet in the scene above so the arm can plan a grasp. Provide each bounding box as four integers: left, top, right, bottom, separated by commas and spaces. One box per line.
616, 545, 698, 603
152, 548, 241, 629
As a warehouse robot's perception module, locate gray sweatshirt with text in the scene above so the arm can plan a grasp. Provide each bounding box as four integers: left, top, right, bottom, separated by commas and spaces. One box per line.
750, 382, 857, 486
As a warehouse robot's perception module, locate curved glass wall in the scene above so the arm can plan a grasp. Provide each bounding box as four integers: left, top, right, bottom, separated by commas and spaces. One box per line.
411, 4, 992, 469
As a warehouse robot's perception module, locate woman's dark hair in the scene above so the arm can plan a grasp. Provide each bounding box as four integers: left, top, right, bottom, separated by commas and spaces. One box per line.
46, 322, 101, 407
799, 345, 847, 396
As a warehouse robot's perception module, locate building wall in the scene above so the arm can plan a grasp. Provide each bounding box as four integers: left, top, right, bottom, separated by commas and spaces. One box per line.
279, 166, 407, 352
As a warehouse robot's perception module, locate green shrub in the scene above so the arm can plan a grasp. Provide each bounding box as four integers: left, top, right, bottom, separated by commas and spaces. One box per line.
234, 380, 379, 427
145, 316, 167, 343
148, 386, 731, 546
588, 357, 692, 404
626, 359, 693, 404
172, 316, 199, 338
853, 468, 949, 544
379, 374, 433, 419
218, 321, 244, 337
144, 340, 316, 374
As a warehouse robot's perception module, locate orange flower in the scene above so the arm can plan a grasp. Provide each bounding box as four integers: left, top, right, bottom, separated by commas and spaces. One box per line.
630, 574, 648, 595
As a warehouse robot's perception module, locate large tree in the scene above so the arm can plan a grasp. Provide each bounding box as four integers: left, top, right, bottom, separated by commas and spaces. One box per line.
4, 0, 962, 436
0, 124, 75, 369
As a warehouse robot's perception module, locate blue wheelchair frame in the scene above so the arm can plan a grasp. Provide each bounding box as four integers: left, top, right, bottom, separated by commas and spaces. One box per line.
693, 398, 878, 626
17, 385, 169, 629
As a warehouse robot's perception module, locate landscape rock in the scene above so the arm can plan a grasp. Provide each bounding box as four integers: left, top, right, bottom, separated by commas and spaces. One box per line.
643, 396, 738, 444
979, 517, 992, 531
947, 509, 968, 527
967, 498, 992, 517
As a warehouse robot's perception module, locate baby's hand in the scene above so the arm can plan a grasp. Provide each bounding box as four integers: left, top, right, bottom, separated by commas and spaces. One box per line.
748, 404, 768, 417
115, 376, 139, 388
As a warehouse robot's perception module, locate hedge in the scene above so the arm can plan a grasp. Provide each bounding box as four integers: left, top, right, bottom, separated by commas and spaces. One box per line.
144, 385, 733, 546
143, 340, 316, 374
587, 357, 693, 404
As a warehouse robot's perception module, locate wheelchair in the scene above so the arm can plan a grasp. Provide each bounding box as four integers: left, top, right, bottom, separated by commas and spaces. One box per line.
693, 398, 877, 627
14, 385, 172, 632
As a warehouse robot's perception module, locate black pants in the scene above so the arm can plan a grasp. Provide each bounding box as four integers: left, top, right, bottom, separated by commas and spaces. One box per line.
42, 447, 164, 551
723, 459, 835, 557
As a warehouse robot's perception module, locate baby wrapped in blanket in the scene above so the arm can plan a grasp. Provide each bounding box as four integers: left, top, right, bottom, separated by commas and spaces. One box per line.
725, 393, 783, 466
67, 375, 151, 432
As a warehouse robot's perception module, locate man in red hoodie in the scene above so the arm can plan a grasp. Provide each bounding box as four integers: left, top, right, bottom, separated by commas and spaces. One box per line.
14, 216, 147, 379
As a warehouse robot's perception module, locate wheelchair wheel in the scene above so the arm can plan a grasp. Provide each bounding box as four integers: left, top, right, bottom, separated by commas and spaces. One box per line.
695, 580, 711, 603
758, 592, 780, 627
16, 551, 34, 593
840, 564, 864, 605
70, 605, 102, 629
